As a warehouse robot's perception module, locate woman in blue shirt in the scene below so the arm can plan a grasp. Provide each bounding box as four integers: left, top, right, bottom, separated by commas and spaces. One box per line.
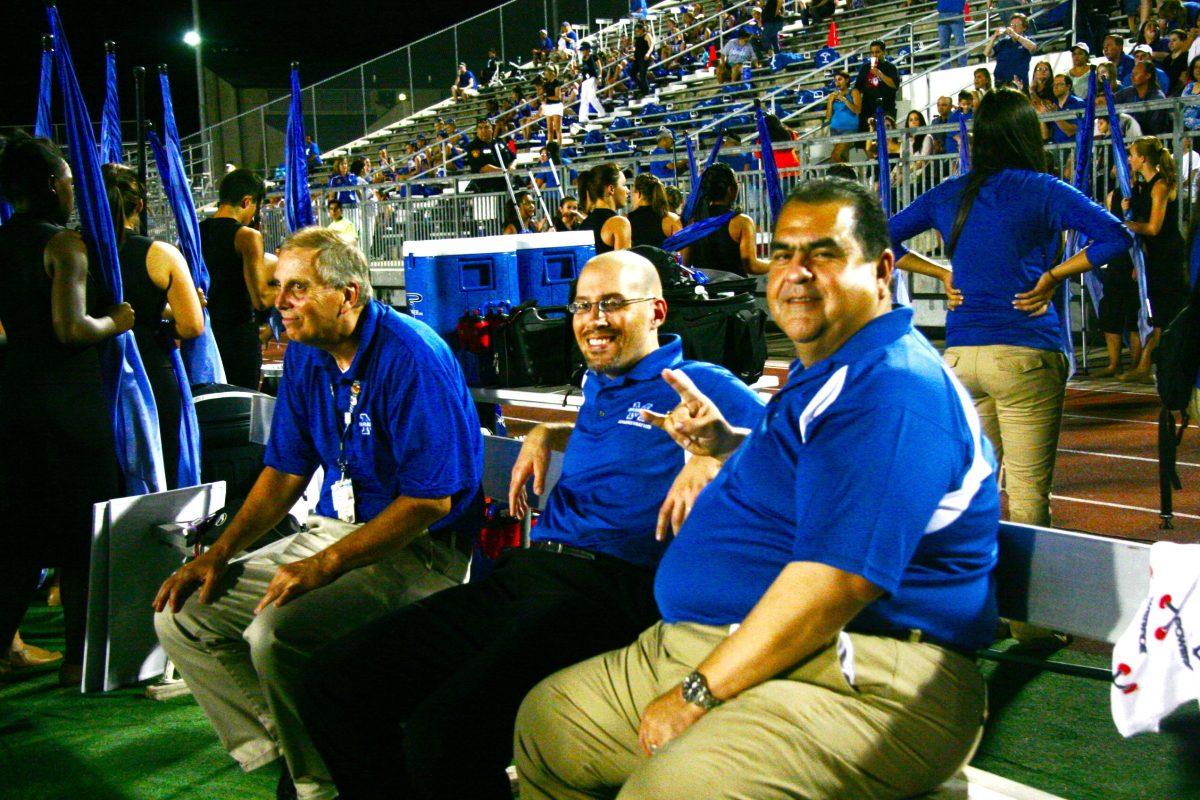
889, 88, 1131, 527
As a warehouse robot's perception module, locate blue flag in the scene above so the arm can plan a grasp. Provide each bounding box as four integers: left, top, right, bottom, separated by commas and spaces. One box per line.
754, 102, 784, 225
48, 5, 165, 494
874, 105, 909, 305
1102, 77, 1154, 345
36, 38, 53, 139
682, 135, 724, 225
156, 70, 227, 389
1058, 70, 1100, 379
285, 65, 314, 231
662, 211, 738, 253
957, 114, 970, 175
100, 47, 122, 164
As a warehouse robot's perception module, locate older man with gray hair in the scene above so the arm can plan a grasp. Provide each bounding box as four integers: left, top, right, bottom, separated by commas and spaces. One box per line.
153, 226, 482, 800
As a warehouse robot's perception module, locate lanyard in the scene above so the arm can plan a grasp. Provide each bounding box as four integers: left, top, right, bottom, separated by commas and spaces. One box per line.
331, 379, 362, 478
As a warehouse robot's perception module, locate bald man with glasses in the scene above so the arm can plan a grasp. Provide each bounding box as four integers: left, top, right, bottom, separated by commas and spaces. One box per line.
295, 250, 765, 800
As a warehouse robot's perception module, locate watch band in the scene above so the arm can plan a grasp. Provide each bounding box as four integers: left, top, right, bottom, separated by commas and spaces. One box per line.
681, 670, 723, 710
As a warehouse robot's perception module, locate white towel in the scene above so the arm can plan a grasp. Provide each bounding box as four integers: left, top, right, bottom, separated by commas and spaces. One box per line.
1111, 542, 1200, 737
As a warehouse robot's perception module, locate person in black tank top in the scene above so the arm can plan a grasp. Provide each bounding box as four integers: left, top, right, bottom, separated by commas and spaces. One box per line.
682, 163, 770, 276
628, 173, 682, 249
106, 163, 206, 487
0, 135, 133, 679
578, 164, 632, 253
632, 21, 653, 97
200, 168, 268, 389
1120, 137, 1191, 382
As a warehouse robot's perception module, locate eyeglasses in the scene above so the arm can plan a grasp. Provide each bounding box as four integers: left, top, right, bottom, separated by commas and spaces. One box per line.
566, 297, 654, 315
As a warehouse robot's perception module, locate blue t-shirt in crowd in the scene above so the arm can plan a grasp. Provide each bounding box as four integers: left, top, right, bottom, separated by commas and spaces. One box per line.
457, 70, 477, 89
944, 109, 971, 155
647, 146, 674, 179
265, 300, 483, 531
889, 170, 1132, 351
1049, 94, 1087, 144
654, 308, 1001, 652
326, 173, 363, 207
937, 0, 965, 15
992, 35, 1033, 87
533, 336, 765, 569
1111, 53, 1135, 87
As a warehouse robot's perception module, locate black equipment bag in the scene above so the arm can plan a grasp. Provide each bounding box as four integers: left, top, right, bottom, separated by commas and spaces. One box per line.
1154, 280, 1200, 528
192, 383, 269, 511
660, 290, 768, 384
493, 303, 583, 388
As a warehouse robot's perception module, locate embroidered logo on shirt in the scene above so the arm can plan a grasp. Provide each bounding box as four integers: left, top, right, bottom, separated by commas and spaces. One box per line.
358, 413, 373, 437
618, 401, 654, 430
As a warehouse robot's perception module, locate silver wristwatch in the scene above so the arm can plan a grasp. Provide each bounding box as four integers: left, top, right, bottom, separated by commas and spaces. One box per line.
681, 670, 723, 710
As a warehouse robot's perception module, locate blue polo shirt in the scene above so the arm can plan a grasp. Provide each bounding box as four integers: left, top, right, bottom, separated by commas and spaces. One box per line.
326, 173, 363, 207
1112, 53, 1135, 87
654, 309, 1001, 652
993, 37, 1033, 88
944, 109, 971, 155
647, 147, 674, 179
265, 300, 482, 531
534, 336, 764, 569
1049, 94, 1086, 144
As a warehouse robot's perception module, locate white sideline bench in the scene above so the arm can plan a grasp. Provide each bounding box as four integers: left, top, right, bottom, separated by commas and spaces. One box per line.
483, 433, 1152, 800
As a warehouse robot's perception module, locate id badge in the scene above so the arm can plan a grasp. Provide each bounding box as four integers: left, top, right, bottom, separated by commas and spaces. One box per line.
331, 477, 356, 524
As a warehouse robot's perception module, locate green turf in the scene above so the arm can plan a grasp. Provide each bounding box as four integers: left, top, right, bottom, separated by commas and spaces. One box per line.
4, 605, 1199, 799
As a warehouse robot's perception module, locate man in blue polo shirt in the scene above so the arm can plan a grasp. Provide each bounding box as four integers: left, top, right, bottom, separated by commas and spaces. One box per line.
1046, 74, 1087, 145
294, 251, 764, 800
985, 12, 1038, 88
153, 226, 481, 800
515, 179, 1000, 800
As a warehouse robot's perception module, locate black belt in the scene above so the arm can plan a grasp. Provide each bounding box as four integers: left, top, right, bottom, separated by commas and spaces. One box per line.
529, 540, 599, 560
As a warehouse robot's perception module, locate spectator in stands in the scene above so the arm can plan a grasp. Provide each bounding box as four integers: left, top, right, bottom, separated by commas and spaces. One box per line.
631, 21, 655, 98
451, 63, 479, 102
555, 194, 585, 230
558, 21, 579, 61
515, 178, 1002, 800
1103, 34, 1136, 87
1138, 19, 1170, 63
718, 27, 758, 84
481, 47, 500, 87
944, 90, 975, 157
154, 227, 481, 800
865, 114, 901, 167
201, 169, 272, 390
579, 163, 632, 252
890, 88, 1131, 528
1028, 60, 1056, 108
826, 71, 863, 164
931, 94, 954, 153
1119, 136, 1191, 382
854, 41, 900, 133
974, 68, 994, 94
1182, 56, 1200, 129
533, 29, 554, 66
299, 249, 765, 800
1132, 43, 1172, 93
503, 191, 549, 234
1095, 99, 1143, 143
802, 0, 835, 27
1165, 29, 1192, 93
542, 65, 565, 148
1120, 0, 1142, 36
1157, 0, 1194, 37
325, 157, 363, 210
761, 0, 784, 56
1041, 74, 1086, 146
304, 135, 322, 167
985, 14, 1037, 89
647, 133, 680, 179
0, 135, 134, 687
578, 42, 606, 124
376, 147, 395, 180
325, 198, 357, 244
629, 173, 683, 248
759, 113, 800, 170
1116, 60, 1170, 134
682, 163, 770, 276
938, 0, 968, 68
897, 110, 936, 190
105, 163, 205, 489
1097, 184, 1143, 377
1067, 42, 1094, 98
465, 118, 515, 194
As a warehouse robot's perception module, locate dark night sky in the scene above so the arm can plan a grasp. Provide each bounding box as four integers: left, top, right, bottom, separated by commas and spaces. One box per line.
1, 0, 498, 135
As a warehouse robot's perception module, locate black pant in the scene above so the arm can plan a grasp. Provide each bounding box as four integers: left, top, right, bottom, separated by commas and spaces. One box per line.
296, 547, 659, 800
212, 322, 262, 391
632, 58, 651, 97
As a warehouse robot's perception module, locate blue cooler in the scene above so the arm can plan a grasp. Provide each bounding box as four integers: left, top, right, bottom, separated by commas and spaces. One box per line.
513, 231, 595, 307
402, 236, 519, 338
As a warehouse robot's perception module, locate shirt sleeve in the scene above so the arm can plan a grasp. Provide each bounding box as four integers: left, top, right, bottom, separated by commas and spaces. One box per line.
791, 402, 963, 596
685, 365, 767, 430
263, 351, 320, 479
1044, 176, 1133, 266
887, 182, 940, 261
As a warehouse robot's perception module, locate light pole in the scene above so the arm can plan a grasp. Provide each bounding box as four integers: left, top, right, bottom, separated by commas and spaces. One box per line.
184, 0, 210, 190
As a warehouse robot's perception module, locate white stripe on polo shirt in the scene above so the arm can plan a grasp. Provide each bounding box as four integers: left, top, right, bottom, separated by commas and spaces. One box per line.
798, 365, 848, 444
924, 364, 993, 534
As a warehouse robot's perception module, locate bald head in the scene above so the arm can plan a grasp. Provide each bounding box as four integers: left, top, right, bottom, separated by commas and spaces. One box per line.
572, 251, 668, 377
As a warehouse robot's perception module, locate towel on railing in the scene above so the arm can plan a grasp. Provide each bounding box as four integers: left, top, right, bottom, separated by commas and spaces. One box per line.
1111, 541, 1200, 737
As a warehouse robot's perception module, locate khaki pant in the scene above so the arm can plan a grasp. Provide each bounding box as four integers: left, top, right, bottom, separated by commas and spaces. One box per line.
154, 516, 467, 800
514, 622, 986, 800
944, 345, 1069, 527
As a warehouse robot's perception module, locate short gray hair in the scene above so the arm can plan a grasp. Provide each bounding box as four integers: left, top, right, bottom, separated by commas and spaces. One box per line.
279, 226, 374, 306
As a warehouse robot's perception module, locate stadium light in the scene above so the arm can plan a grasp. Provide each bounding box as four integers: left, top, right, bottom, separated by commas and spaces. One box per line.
183, 30, 201, 47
